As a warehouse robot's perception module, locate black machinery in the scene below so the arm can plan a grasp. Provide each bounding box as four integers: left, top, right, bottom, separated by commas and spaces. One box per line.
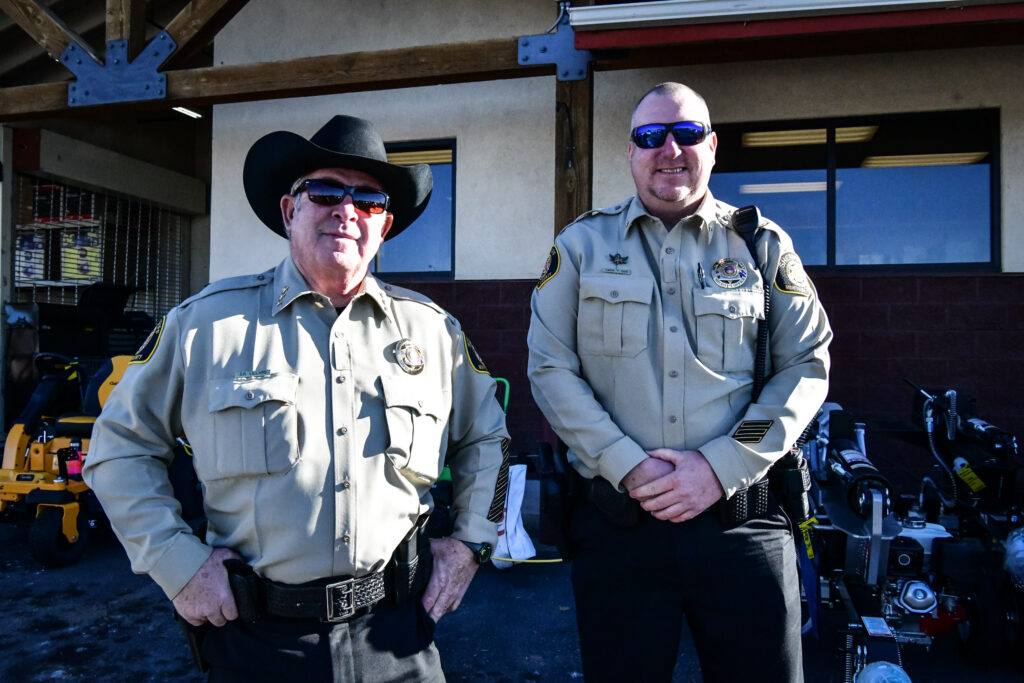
800, 385, 1023, 681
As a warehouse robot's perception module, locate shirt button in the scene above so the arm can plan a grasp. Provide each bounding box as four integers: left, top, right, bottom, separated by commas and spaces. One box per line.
342, 534, 351, 544
337, 427, 348, 435
342, 481, 351, 489
669, 415, 678, 423
669, 370, 679, 378
245, 391, 255, 400
667, 287, 676, 295
610, 290, 619, 298
665, 247, 675, 254
336, 376, 345, 384
670, 326, 678, 333
729, 305, 737, 314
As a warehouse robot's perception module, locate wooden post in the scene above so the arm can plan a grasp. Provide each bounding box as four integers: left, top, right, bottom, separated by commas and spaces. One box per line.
553, 72, 593, 239
106, 0, 147, 61
0, 125, 15, 423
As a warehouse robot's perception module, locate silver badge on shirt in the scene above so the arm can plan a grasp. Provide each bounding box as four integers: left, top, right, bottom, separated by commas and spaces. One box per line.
394, 339, 425, 374
711, 258, 748, 289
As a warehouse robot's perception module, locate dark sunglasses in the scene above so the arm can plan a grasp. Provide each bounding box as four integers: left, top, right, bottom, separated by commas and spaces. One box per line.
630, 121, 713, 149
294, 178, 390, 215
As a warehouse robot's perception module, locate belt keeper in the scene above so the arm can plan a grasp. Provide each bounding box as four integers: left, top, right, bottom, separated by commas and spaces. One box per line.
224, 558, 262, 622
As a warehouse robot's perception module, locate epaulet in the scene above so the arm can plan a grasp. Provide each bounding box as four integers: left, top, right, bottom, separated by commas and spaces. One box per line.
565, 200, 629, 229
179, 272, 270, 308
381, 283, 449, 318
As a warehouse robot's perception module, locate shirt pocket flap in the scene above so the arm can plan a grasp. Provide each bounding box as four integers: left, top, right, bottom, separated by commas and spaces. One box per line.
694, 290, 764, 320
208, 373, 299, 412
580, 275, 653, 304
381, 374, 445, 419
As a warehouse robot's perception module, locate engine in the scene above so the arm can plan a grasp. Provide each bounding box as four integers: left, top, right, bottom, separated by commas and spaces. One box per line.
799, 387, 1023, 681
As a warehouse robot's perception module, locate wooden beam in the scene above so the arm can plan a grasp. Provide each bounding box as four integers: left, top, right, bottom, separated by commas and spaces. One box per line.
0, 36, 550, 120
0, 0, 99, 63
162, 0, 251, 69
106, 0, 147, 61
553, 74, 593, 238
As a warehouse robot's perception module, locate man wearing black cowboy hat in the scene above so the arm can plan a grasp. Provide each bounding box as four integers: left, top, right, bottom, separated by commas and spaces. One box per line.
85, 115, 510, 681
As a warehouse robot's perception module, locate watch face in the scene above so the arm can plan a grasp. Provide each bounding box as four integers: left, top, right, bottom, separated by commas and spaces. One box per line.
463, 541, 492, 564
476, 543, 492, 563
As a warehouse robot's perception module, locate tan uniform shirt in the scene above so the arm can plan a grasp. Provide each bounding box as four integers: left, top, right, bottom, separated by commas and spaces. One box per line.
84, 255, 509, 599
528, 193, 831, 497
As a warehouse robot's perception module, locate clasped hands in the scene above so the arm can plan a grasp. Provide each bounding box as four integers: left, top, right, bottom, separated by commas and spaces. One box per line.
621, 448, 725, 523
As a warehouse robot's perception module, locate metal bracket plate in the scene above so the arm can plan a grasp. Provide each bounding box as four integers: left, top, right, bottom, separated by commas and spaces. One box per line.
518, 13, 593, 81
60, 31, 178, 107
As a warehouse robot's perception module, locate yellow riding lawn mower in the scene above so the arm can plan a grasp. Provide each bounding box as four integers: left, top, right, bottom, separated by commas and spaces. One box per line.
0, 352, 128, 567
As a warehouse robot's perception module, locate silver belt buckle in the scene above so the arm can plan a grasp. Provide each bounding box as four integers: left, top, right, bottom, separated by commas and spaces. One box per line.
325, 578, 355, 622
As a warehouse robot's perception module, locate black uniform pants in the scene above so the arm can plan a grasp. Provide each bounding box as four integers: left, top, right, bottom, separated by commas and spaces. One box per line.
570, 495, 803, 683
201, 596, 444, 682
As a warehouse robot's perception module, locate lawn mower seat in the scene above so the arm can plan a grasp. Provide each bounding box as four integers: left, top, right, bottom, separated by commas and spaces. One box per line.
82, 356, 131, 416
53, 355, 131, 438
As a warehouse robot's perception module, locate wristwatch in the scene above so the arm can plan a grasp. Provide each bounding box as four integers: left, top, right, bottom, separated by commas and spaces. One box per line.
459, 540, 493, 564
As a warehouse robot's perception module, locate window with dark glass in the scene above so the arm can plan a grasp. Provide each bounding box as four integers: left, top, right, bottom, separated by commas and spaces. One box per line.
709, 110, 998, 269
372, 140, 455, 278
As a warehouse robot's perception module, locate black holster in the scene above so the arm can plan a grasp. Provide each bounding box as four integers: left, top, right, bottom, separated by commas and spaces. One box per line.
768, 452, 812, 524
224, 558, 263, 622
388, 515, 429, 606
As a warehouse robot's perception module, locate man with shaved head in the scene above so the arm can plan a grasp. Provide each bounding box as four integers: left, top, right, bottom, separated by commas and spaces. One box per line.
528, 82, 831, 682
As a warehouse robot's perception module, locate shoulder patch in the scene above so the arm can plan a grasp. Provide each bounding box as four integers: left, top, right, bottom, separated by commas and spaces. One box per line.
536, 245, 561, 290
130, 317, 165, 365
775, 252, 812, 297
463, 333, 490, 375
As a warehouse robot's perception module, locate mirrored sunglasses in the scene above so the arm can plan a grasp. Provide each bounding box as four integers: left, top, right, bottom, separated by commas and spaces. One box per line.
630, 121, 712, 149
295, 178, 390, 215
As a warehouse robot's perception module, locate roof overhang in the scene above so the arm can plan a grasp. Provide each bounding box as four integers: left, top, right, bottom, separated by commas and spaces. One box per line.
570, 1, 1024, 53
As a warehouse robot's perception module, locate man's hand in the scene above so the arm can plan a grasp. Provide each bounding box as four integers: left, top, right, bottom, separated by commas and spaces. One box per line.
421, 538, 479, 623
628, 449, 725, 523
621, 456, 675, 495
171, 547, 242, 627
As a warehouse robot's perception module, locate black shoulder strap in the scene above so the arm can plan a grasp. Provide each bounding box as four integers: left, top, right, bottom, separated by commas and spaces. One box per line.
732, 205, 770, 402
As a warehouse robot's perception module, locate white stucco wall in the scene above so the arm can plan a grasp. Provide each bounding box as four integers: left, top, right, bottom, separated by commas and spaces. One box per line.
210, 0, 557, 282
209, 0, 1024, 280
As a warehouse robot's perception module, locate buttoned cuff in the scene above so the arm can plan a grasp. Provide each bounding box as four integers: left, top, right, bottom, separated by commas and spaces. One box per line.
597, 438, 650, 491
452, 512, 499, 549
150, 532, 214, 600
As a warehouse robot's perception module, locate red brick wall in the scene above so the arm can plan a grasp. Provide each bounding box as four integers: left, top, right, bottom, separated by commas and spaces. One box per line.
409, 275, 1023, 486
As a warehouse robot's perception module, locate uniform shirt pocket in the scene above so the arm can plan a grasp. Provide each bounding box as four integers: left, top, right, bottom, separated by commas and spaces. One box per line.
203, 373, 300, 480
381, 374, 449, 485
578, 275, 653, 357
693, 289, 764, 373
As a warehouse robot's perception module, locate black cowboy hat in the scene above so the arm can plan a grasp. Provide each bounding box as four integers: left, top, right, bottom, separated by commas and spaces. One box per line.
243, 115, 433, 240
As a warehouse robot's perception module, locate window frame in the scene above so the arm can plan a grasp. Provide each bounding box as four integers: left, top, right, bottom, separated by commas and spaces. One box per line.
374, 138, 456, 281
710, 109, 1001, 274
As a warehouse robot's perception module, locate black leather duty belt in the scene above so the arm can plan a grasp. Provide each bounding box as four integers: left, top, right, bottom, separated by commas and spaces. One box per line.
226, 556, 421, 623
580, 474, 770, 529
715, 478, 770, 527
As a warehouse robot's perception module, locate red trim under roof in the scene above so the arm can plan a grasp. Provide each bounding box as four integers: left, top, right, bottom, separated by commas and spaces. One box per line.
574, 3, 1024, 49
